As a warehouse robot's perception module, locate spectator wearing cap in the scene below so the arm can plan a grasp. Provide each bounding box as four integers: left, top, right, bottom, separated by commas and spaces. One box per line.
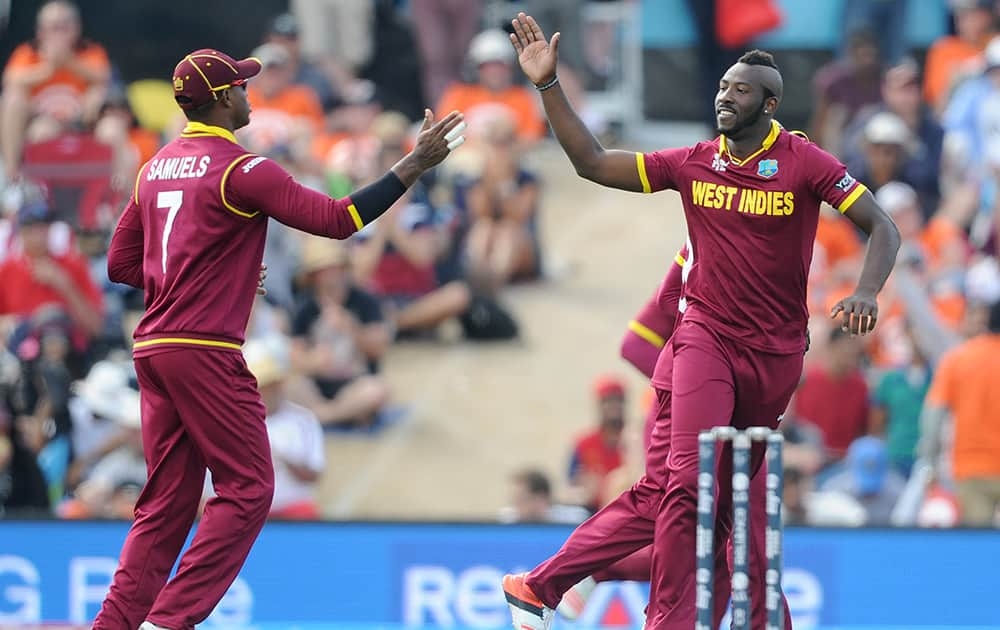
809, 29, 884, 156
288, 236, 391, 428
921, 299, 1000, 526
844, 60, 944, 221
65, 360, 139, 491
264, 13, 339, 112
820, 436, 906, 525
924, 0, 997, 112
846, 111, 939, 214
499, 468, 591, 524
0, 192, 103, 348
0, 0, 111, 180
60, 375, 144, 519
241, 43, 324, 159
567, 375, 627, 512
0, 180, 75, 264
436, 30, 547, 144
942, 35, 1000, 178
243, 336, 325, 520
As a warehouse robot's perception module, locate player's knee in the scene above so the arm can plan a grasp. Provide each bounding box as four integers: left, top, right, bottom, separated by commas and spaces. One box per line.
245, 467, 276, 518
667, 463, 700, 497
360, 376, 391, 409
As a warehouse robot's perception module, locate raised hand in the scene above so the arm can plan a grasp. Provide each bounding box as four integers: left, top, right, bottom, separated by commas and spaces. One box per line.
393, 109, 465, 185
510, 12, 560, 86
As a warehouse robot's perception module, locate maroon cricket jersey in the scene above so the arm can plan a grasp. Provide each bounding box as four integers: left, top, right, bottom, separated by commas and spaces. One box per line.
107, 122, 363, 356
638, 121, 867, 356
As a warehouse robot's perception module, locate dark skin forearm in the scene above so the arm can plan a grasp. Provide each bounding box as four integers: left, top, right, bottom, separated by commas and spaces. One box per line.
832, 191, 901, 335
538, 84, 605, 179
848, 195, 901, 296
509, 13, 643, 191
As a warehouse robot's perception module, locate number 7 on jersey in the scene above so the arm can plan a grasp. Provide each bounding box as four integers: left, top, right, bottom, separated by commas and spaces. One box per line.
157, 190, 183, 274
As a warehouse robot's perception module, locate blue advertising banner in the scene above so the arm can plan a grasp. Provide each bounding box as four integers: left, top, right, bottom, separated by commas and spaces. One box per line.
0, 521, 997, 628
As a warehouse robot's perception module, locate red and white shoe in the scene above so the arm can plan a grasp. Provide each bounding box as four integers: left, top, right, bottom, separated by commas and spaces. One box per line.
503, 572, 553, 630
557, 575, 597, 620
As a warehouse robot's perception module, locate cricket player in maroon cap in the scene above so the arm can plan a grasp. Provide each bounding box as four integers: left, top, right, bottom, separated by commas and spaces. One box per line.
503, 13, 899, 630
93, 48, 465, 630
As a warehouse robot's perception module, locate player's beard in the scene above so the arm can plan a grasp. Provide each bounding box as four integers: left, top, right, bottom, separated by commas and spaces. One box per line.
716, 97, 767, 138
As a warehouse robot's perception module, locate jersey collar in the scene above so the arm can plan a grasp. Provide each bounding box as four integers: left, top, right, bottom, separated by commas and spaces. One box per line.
719, 119, 781, 166
180, 121, 238, 144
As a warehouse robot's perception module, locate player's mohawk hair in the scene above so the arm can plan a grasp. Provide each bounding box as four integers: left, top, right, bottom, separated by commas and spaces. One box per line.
738, 49, 779, 72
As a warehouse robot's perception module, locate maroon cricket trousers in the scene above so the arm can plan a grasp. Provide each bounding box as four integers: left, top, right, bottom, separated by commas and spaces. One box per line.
526, 319, 797, 630
93, 348, 274, 630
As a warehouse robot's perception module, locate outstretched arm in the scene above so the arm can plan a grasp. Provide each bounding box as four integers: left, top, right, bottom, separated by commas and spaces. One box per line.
510, 13, 643, 191
228, 110, 465, 238
831, 191, 901, 335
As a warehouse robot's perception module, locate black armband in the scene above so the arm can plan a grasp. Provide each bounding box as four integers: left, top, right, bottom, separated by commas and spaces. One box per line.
351, 171, 408, 225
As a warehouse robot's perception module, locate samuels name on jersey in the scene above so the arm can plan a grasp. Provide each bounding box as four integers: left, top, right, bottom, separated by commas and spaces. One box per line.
146, 155, 212, 181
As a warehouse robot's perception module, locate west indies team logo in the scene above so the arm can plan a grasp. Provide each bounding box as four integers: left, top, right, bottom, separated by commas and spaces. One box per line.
757, 159, 778, 178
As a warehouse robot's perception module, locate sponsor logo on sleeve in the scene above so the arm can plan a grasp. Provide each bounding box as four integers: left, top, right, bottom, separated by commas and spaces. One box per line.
835, 173, 857, 191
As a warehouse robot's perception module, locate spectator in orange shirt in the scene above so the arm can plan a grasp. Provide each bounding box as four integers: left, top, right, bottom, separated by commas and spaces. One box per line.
924, 0, 997, 112
921, 299, 1000, 526
1, 0, 110, 179
568, 375, 627, 512
436, 30, 547, 144
242, 43, 324, 159
264, 13, 340, 112
0, 191, 103, 349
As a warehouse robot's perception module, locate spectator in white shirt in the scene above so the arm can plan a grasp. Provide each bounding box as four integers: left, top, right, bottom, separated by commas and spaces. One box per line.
244, 336, 326, 520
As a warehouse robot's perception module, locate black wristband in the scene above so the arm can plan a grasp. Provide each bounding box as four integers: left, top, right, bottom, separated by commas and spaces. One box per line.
535, 74, 559, 91
351, 170, 407, 226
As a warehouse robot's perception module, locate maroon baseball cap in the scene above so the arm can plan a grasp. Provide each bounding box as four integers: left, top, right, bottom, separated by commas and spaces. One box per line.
172, 49, 262, 110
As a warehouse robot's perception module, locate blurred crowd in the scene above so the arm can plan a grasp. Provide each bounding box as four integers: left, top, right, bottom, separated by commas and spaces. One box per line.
1, 0, 624, 520
3, 0, 1000, 530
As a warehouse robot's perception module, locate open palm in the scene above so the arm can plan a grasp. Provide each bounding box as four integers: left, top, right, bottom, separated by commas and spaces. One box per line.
509, 12, 560, 86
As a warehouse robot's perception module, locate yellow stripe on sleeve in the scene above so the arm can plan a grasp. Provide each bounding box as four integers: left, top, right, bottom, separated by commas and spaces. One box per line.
220, 154, 261, 219
636, 152, 651, 193
628, 320, 666, 349
674, 252, 686, 267
837, 183, 868, 214
346, 203, 363, 230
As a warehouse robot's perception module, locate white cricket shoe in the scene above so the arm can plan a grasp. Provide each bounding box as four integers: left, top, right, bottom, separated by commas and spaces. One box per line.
557, 575, 597, 620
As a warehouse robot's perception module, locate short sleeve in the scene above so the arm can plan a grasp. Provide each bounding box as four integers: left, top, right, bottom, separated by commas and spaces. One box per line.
80, 43, 110, 75
926, 350, 956, 408
638, 147, 690, 193
803, 142, 868, 213
3, 44, 37, 82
